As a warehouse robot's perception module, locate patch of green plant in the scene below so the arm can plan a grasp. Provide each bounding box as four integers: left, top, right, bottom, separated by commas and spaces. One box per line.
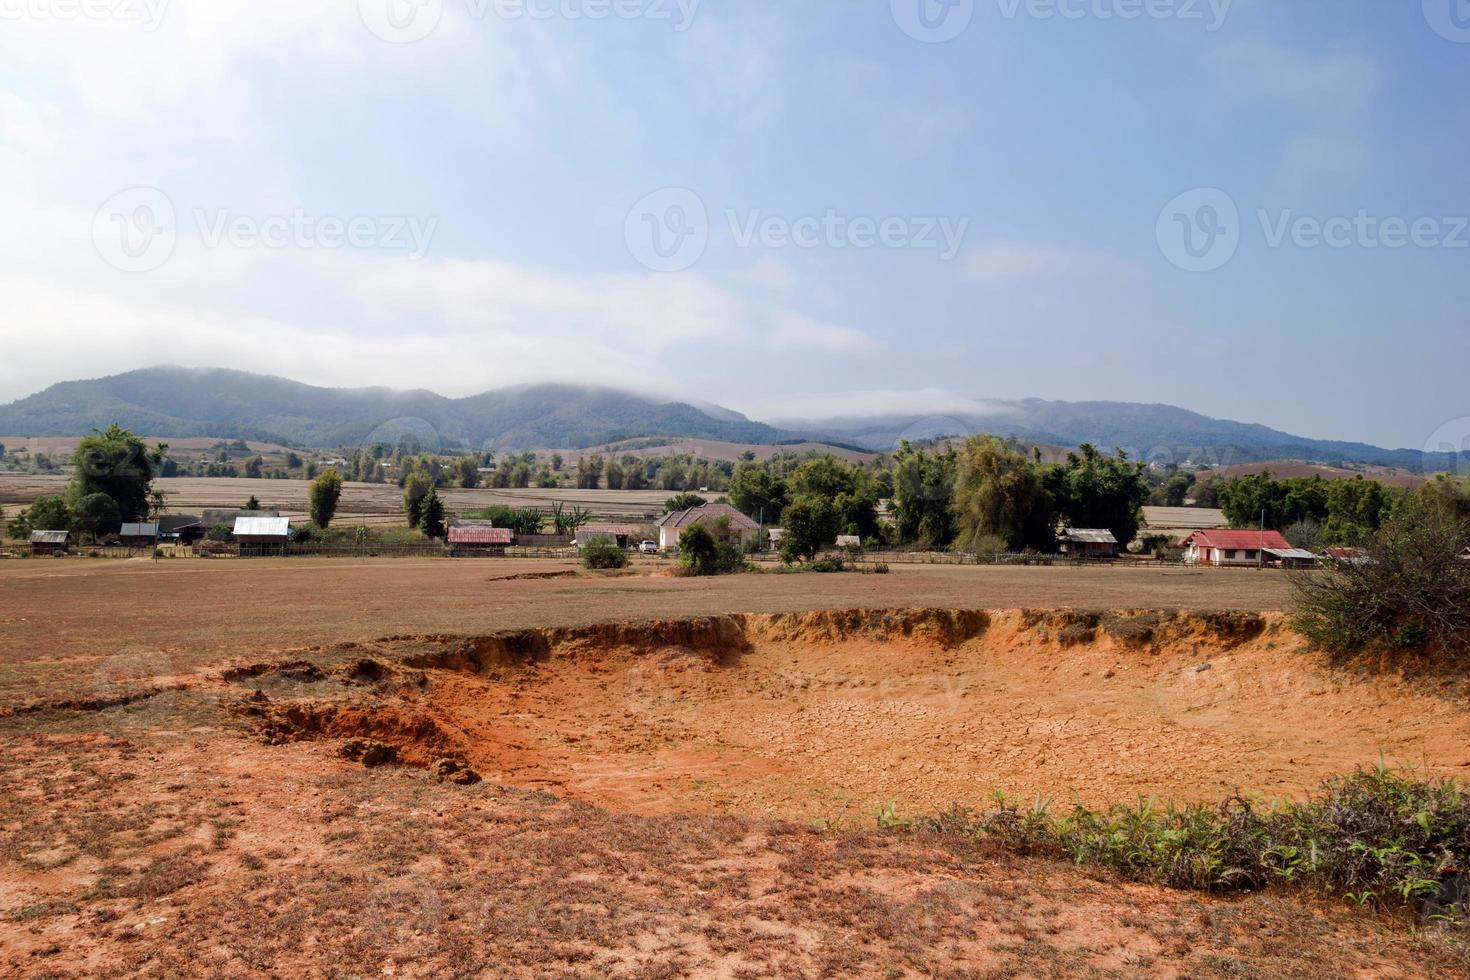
580, 539, 628, 570
904, 766, 1470, 914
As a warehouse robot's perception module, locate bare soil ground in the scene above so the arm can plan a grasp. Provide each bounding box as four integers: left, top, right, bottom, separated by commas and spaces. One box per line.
1, 560, 1466, 976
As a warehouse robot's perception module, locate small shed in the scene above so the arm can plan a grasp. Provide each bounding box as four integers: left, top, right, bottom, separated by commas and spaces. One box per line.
159, 515, 205, 543
448, 522, 514, 556
765, 528, 786, 551
835, 534, 863, 550
234, 516, 291, 555
204, 509, 280, 537
29, 530, 69, 556
1263, 547, 1319, 569
576, 524, 633, 549
1058, 528, 1118, 559
119, 523, 160, 547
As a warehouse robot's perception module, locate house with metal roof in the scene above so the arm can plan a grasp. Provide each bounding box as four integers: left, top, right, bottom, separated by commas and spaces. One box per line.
29, 530, 69, 555
1182, 529, 1293, 567
119, 523, 160, 547
1057, 528, 1118, 559
234, 516, 291, 555
447, 521, 514, 555
655, 503, 759, 551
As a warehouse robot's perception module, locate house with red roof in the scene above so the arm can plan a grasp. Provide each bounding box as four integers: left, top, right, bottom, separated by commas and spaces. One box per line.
447, 521, 513, 556
1182, 528, 1296, 567
655, 503, 760, 552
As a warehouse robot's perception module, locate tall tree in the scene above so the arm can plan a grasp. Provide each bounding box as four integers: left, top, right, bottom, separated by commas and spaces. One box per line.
69, 424, 161, 522
310, 468, 344, 529
418, 487, 446, 538
951, 436, 1056, 553
1045, 444, 1150, 548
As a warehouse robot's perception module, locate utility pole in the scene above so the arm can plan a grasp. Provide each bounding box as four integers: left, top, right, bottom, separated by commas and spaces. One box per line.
1259, 508, 1265, 570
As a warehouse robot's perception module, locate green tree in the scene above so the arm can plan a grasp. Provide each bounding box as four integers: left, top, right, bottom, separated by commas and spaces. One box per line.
244, 495, 262, 511
309, 468, 344, 529
1045, 444, 1150, 548
890, 442, 957, 547
243, 455, 264, 478
664, 493, 708, 513
16, 495, 74, 536
70, 424, 161, 522
74, 492, 122, 541
780, 497, 840, 563
727, 464, 788, 524
951, 436, 1055, 553
604, 456, 626, 490
418, 486, 446, 538
403, 471, 434, 527
455, 456, 481, 489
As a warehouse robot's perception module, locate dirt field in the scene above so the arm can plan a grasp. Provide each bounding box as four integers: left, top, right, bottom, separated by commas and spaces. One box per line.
0, 475, 681, 526
2, 559, 1466, 977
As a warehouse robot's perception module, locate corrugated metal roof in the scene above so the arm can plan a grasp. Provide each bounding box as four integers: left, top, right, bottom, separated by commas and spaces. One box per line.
233, 516, 291, 537
1264, 547, 1318, 560
1184, 529, 1292, 551
449, 527, 513, 544
29, 530, 68, 544
1059, 529, 1118, 544
655, 504, 759, 532
577, 524, 633, 536
120, 523, 159, 537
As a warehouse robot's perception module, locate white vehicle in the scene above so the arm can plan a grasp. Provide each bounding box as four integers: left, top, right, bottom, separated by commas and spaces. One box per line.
638, 540, 658, 554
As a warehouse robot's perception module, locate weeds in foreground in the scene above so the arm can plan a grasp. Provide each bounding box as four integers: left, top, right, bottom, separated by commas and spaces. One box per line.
891, 767, 1470, 917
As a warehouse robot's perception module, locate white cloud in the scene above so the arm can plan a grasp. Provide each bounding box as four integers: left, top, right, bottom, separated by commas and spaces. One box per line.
731, 255, 797, 291
964, 240, 1135, 285
1210, 40, 1379, 118
755, 388, 1007, 424
765, 310, 875, 353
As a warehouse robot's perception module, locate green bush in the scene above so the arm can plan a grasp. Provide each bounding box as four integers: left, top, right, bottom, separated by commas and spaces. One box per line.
581, 539, 628, 570
906, 766, 1470, 913
678, 524, 746, 576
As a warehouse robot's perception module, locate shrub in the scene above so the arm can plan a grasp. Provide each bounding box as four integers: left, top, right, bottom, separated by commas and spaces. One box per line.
309, 469, 344, 529
909, 766, 1470, 913
677, 524, 746, 576
581, 539, 628, 570
1292, 500, 1470, 657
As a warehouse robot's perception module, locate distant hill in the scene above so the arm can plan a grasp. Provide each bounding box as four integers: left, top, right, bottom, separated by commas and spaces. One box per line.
0, 368, 1458, 471
781, 399, 1458, 472
0, 367, 790, 451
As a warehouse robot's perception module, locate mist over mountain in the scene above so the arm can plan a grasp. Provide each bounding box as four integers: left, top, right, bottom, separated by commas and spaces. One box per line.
0, 367, 1454, 471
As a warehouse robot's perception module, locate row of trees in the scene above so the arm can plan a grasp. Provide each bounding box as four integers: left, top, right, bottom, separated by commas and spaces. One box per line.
725, 438, 1150, 556
1213, 472, 1402, 548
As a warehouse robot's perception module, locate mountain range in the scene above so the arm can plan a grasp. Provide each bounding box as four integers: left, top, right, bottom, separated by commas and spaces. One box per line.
0, 367, 1455, 472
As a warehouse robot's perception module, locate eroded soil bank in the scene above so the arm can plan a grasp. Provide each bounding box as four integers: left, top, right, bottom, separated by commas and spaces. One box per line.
210, 608, 1470, 821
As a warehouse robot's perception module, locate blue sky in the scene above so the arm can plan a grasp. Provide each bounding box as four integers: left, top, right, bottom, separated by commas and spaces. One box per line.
0, 0, 1465, 449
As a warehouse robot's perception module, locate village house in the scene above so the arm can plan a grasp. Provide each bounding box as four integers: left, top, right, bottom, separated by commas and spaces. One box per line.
655, 503, 759, 552
575, 524, 633, 549
158, 515, 205, 544
1057, 528, 1118, 559
447, 521, 514, 556
118, 523, 160, 548
29, 529, 69, 556
1182, 529, 1296, 567
233, 516, 291, 555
